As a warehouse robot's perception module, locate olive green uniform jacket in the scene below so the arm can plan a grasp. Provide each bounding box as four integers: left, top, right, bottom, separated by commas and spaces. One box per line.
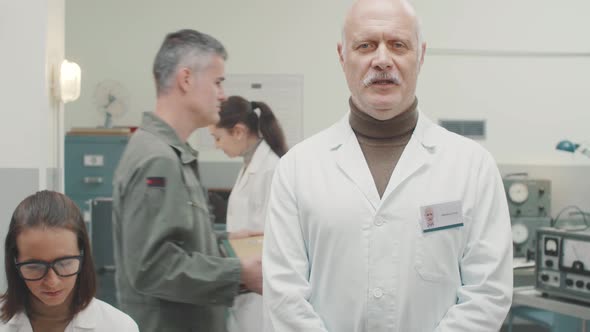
112, 112, 241, 332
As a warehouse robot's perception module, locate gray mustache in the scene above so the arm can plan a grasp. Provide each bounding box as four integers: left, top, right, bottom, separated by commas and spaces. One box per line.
363, 72, 401, 87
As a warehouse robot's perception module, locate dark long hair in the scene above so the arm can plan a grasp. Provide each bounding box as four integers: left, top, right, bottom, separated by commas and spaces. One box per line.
1, 191, 96, 322
217, 95, 288, 157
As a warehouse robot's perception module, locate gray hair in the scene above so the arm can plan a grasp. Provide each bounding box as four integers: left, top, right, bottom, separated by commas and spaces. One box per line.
153, 29, 227, 96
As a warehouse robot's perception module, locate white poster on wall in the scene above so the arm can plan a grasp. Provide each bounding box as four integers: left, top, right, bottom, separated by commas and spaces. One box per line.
194, 74, 304, 149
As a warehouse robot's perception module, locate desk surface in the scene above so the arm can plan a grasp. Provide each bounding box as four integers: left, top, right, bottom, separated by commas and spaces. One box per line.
513, 286, 590, 320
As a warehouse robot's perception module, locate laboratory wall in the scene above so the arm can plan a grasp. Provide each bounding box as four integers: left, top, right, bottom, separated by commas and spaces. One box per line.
65, 0, 590, 165
0, 0, 586, 309
64, 0, 351, 163
414, 0, 590, 165
0, 0, 65, 291
0, 0, 588, 302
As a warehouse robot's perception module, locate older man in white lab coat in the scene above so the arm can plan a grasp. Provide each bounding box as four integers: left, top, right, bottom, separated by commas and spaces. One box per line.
262, 0, 513, 331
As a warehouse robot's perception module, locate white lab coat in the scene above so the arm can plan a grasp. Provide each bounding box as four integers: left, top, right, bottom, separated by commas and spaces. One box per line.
263, 111, 513, 332
0, 298, 139, 332
226, 140, 279, 332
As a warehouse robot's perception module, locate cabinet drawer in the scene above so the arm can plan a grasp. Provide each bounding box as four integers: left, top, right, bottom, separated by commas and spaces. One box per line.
65, 136, 128, 196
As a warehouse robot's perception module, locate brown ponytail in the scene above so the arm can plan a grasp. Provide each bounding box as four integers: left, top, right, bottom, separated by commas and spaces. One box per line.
217, 96, 288, 157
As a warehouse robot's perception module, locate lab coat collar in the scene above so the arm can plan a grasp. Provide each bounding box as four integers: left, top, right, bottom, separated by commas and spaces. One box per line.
380, 109, 436, 201
331, 118, 380, 210
412, 108, 438, 150
245, 140, 272, 175
329, 107, 438, 209
140, 112, 198, 164
70, 299, 97, 329
5, 300, 97, 331
328, 107, 437, 151
233, 140, 273, 193
7, 311, 32, 331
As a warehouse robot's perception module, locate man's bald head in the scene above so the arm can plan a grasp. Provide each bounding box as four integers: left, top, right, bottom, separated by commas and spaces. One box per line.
336, 0, 426, 120
341, 0, 423, 60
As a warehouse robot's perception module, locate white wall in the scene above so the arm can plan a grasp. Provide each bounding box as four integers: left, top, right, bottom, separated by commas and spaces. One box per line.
413, 0, 590, 165
415, 0, 589, 52
65, 0, 590, 165
47, 0, 66, 187
1, 1, 47, 168
0, 0, 65, 291
0, 0, 64, 180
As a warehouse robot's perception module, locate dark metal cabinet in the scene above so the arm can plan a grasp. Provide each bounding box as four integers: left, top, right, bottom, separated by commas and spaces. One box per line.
90, 198, 118, 307
65, 134, 128, 307
65, 135, 128, 200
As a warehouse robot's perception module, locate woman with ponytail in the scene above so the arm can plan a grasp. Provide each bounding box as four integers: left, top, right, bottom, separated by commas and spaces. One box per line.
208, 95, 287, 332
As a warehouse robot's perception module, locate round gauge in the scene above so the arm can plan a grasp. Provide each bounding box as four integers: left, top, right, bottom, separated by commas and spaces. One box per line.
512, 223, 529, 245
508, 182, 529, 204
544, 238, 558, 256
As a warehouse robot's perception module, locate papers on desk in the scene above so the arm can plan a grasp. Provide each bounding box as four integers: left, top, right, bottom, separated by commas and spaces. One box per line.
513, 257, 535, 269
220, 235, 263, 259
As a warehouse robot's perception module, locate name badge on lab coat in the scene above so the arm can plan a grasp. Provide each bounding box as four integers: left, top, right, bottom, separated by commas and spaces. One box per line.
420, 200, 463, 233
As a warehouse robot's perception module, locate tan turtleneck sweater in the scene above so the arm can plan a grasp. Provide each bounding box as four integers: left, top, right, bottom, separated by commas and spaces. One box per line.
27, 292, 74, 332
349, 98, 418, 198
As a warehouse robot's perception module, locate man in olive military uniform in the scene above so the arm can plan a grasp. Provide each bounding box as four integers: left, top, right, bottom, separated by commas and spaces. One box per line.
112, 29, 263, 332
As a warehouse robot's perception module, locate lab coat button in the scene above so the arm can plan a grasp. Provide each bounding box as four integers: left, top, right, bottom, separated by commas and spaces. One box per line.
373, 288, 383, 298
374, 218, 384, 226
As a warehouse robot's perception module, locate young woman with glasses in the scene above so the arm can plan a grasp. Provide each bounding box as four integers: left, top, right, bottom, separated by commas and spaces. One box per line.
0, 190, 138, 331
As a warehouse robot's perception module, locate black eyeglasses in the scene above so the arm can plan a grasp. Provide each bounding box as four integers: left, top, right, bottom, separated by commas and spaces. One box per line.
14, 250, 84, 281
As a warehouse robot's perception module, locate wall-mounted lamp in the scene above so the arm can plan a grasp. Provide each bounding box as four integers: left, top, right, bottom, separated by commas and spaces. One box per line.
556, 139, 590, 158
57, 59, 81, 103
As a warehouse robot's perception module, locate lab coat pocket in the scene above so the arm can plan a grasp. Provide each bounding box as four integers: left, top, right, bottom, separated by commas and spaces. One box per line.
414, 214, 464, 283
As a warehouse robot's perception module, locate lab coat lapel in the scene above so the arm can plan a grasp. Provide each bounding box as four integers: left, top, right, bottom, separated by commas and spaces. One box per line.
381, 110, 436, 201
6, 312, 33, 332
332, 117, 381, 210
70, 298, 97, 331
232, 164, 248, 194
233, 141, 270, 194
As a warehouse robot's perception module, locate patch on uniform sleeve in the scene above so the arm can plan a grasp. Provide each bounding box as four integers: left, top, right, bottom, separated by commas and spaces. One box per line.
146, 177, 166, 187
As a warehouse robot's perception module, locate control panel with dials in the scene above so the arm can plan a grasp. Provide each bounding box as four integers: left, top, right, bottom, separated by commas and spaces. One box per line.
536, 227, 590, 304
503, 178, 551, 217
512, 217, 551, 258
503, 177, 552, 258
